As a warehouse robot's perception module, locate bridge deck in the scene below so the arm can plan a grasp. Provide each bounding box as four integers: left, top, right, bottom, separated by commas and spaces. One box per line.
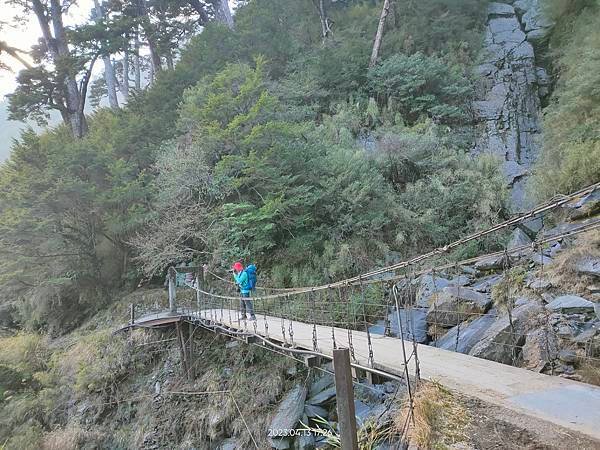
196, 308, 600, 442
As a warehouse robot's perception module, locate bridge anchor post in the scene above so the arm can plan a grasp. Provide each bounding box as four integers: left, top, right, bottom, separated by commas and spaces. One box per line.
168, 267, 177, 313
333, 348, 358, 450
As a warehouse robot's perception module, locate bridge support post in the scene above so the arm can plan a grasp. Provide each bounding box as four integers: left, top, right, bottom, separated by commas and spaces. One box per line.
196, 271, 202, 312
168, 267, 177, 313
333, 348, 358, 450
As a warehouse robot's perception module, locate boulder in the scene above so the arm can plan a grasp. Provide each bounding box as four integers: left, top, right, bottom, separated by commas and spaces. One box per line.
546, 295, 595, 314
426, 287, 491, 328
474, 254, 506, 271
386, 307, 429, 343
530, 253, 553, 266
304, 404, 328, 419
354, 400, 374, 426
469, 302, 543, 364
543, 217, 598, 238
269, 385, 307, 448
543, 242, 562, 258
307, 386, 336, 406
219, 438, 239, 450
294, 433, 315, 450
573, 325, 598, 344
514, 297, 534, 307
450, 275, 471, 286
558, 349, 578, 364
563, 188, 600, 220
472, 274, 503, 293
415, 274, 451, 308
508, 227, 532, 250
271, 438, 291, 450
522, 327, 558, 371
522, 217, 543, 234
309, 374, 333, 398
586, 285, 600, 295
434, 311, 498, 354
526, 277, 552, 290
461, 266, 479, 276
575, 257, 600, 279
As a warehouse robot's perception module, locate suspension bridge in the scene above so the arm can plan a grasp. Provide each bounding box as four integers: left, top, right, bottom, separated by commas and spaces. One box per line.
121, 182, 600, 444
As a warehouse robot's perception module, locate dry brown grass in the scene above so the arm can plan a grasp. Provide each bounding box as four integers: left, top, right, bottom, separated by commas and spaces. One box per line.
395, 381, 470, 449
579, 361, 600, 386
41, 425, 103, 450
545, 228, 600, 295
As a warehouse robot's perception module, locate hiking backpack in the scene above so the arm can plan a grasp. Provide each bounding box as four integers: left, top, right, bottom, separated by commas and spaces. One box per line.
245, 264, 257, 290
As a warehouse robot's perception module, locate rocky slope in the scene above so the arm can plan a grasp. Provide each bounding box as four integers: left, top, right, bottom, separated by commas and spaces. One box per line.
375, 192, 600, 385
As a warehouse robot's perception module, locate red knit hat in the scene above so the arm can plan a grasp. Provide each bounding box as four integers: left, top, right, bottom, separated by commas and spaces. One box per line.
232, 262, 243, 272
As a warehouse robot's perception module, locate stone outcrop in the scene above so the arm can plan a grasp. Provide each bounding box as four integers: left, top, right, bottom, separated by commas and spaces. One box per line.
563, 190, 600, 221
469, 301, 542, 364
522, 327, 558, 371
545, 295, 595, 314
434, 311, 498, 353
426, 286, 491, 328
414, 274, 451, 308
575, 257, 600, 279
514, 0, 555, 42
269, 385, 307, 449
472, 3, 550, 211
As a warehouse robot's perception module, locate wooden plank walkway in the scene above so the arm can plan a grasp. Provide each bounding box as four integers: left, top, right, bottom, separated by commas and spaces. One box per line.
195, 308, 600, 442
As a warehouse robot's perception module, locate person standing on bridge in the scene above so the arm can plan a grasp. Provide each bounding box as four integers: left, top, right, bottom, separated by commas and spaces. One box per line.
232, 262, 256, 321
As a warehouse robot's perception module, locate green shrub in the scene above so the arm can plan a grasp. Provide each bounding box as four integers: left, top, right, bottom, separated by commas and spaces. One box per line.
0, 333, 49, 374
368, 52, 472, 124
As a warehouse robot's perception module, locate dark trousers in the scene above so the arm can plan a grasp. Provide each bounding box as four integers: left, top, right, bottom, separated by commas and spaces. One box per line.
240, 292, 255, 318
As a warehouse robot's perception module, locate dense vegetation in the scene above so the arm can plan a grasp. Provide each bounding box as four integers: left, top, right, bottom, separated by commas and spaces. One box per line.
0, 0, 511, 335
530, 0, 600, 198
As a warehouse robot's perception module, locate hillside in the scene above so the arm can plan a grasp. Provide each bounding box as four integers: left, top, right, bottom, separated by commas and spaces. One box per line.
0, 0, 599, 448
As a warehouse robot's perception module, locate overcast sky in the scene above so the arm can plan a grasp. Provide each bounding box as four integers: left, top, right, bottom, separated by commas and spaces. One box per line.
0, 1, 94, 98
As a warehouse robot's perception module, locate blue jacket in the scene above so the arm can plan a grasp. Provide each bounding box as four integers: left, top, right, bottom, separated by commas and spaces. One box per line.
233, 270, 251, 294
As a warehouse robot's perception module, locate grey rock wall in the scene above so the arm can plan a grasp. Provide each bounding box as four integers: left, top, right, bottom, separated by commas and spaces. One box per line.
473, 2, 552, 211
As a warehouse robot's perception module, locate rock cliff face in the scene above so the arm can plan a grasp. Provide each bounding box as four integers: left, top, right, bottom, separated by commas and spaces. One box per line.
472, 2, 553, 211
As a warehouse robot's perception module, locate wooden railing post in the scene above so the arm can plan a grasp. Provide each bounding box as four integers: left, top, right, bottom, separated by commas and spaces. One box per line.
129, 303, 135, 325
333, 348, 359, 450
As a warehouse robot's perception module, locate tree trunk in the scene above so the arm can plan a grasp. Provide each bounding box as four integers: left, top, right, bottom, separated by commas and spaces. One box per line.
103, 56, 120, 109
93, 0, 119, 109
121, 42, 130, 100
43, 0, 87, 137
369, 0, 392, 68
314, 0, 332, 40
136, 0, 162, 73
213, 0, 234, 28
187, 0, 211, 25
134, 30, 141, 90
165, 51, 174, 70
